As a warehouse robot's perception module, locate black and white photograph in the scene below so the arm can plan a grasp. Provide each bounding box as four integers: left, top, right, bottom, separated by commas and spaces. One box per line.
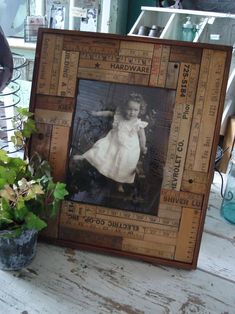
24, 15, 46, 42
49, 5, 65, 29
80, 8, 97, 32
68, 79, 175, 214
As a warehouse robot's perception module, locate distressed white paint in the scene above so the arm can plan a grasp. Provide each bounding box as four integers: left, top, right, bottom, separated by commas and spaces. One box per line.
0, 172, 235, 313
100, 0, 111, 33
35, 0, 45, 16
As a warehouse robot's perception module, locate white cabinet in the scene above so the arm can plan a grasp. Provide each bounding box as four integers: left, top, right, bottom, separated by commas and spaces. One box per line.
128, 7, 235, 135
128, 7, 235, 45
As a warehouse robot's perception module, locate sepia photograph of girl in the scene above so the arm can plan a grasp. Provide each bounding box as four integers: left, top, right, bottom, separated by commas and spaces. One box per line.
68, 79, 175, 215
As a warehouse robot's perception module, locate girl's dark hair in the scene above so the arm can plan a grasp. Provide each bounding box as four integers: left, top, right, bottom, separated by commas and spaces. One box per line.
87, 9, 96, 18
120, 92, 147, 116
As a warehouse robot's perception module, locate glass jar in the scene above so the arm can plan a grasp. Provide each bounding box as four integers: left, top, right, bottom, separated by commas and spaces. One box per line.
220, 151, 235, 224
182, 16, 195, 42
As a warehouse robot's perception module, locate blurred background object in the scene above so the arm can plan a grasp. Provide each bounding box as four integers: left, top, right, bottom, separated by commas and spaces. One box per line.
0, 26, 13, 92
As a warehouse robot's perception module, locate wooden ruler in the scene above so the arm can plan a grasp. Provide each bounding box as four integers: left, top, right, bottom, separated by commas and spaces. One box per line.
80, 52, 152, 65
175, 207, 201, 263
78, 41, 153, 85
78, 68, 149, 85
64, 37, 120, 55
157, 203, 182, 220
34, 109, 73, 127
49, 125, 70, 181
60, 228, 123, 250
149, 44, 162, 87
162, 62, 199, 190
61, 202, 180, 228
119, 41, 154, 59
37, 34, 64, 95
58, 50, 80, 97
170, 46, 202, 64
149, 45, 172, 88
157, 45, 171, 87
37, 34, 57, 95
78, 59, 150, 75
36, 33, 80, 97
122, 238, 175, 259
36, 94, 75, 112
160, 189, 203, 210
59, 201, 179, 259
165, 62, 180, 89
50, 36, 64, 95
181, 170, 208, 194
185, 49, 227, 173
30, 123, 52, 161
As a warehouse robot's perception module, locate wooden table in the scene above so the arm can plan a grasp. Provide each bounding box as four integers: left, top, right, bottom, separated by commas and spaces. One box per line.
0, 172, 234, 314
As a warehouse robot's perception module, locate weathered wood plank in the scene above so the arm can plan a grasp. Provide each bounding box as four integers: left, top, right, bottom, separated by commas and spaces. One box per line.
198, 231, 235, 282
0, 243, 234, 314
1, 220, 235, 312
196, 173, 235, 282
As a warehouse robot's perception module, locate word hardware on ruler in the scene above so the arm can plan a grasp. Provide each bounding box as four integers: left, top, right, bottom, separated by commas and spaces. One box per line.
79, 58, 150, 74
78, 41, 153, 85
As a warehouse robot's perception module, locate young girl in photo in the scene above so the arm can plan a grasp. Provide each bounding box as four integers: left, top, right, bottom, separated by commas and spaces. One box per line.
73, 92, 148, 192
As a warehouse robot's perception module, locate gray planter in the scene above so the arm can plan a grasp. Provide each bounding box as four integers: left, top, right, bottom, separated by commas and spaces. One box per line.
0, 229, 38, 271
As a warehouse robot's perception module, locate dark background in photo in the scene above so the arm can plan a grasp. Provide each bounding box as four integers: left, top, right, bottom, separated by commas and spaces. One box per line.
67, 79, 175, 215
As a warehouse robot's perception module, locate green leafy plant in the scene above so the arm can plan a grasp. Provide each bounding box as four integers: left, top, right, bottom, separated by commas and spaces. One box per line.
0, 108, 68, 237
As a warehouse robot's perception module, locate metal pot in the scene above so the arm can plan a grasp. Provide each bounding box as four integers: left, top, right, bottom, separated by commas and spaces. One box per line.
0, 229, 38, 271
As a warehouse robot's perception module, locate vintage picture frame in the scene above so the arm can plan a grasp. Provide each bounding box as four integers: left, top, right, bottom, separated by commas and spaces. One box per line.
30, 29, 231, 269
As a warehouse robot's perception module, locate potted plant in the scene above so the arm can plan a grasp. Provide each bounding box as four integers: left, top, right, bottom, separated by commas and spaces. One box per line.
0, 107, 68, 270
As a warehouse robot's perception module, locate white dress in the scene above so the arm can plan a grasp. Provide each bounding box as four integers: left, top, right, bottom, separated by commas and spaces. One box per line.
83, 113, 148, 183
